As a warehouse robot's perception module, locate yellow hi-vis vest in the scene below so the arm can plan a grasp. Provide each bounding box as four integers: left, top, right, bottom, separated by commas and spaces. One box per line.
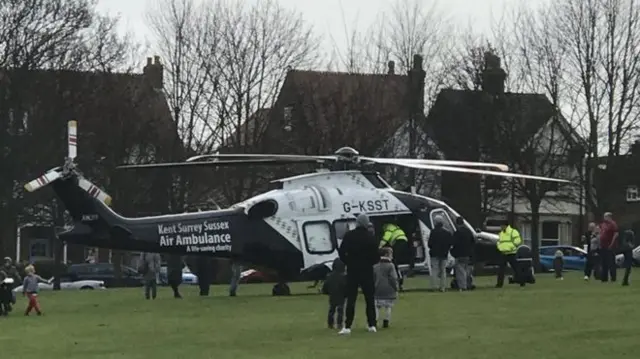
380, 223, 408, 248
497, 225, 522, 255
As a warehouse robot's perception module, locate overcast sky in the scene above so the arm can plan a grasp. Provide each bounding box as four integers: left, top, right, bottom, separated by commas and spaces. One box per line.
96, 0, 547, 58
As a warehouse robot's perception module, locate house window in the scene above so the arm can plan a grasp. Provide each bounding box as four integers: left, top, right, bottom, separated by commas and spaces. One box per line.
626, 186, 640, 202
542, 221, 560, 243
29, 239, 50, 259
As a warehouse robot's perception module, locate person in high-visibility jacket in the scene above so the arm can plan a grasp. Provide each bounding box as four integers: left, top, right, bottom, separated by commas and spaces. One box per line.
495, 221, 523, 288
380, 223, 410, 291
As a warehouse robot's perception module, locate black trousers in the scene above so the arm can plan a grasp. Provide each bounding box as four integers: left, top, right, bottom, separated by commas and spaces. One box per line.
496, 253, 519, 287
344, 270, 376, 328
600, 248, 617, 282
0, 301, 10, 315
622, 251, 632, 285
169, 279, 182, 298
584, 253, 600, 279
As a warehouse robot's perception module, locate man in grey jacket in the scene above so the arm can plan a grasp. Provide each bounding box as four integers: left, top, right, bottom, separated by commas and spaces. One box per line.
140, 252, 162, 300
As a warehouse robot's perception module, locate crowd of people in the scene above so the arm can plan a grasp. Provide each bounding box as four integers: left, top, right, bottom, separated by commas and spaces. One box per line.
581, 212, 634, 286
321, 211, 635, 334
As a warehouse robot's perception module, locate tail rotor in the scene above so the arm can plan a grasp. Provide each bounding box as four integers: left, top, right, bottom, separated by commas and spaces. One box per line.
24, 120, 78, 193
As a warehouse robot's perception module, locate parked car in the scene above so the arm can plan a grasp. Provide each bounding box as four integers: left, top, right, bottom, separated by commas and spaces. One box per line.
64, 263, 143, 288
539, 245, 587, 272
158, 265, 198, 285
615, 246, 640, 267
12, 277, 105, 292
240, 269, 278, 283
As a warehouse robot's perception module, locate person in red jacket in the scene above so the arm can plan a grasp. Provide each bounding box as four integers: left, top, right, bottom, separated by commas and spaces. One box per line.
599, 212, 619, 282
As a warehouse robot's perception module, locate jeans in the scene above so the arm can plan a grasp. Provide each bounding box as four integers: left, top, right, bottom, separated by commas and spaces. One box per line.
144, 278, 157, 299
454, 257, 470, 290
430, 257, 447, 290
328, 303, 344, 328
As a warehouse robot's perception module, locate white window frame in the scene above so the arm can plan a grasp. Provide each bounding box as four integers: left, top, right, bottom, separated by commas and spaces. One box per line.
626, 185, 640, 202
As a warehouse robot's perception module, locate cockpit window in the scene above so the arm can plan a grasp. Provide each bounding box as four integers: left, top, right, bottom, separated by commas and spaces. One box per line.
362, 172, 390, 188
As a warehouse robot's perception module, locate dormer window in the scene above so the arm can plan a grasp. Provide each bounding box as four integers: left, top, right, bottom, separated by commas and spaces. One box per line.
626, 186, 639, 202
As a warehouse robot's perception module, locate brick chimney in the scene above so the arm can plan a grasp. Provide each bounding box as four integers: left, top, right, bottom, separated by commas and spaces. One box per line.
143, 55, 164, 90
481, 51, 506, 95
387, 60, 395, 75
408, 54, 426, 114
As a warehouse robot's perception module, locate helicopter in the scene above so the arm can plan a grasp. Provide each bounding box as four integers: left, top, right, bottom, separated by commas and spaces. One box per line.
24, 121, 570, 294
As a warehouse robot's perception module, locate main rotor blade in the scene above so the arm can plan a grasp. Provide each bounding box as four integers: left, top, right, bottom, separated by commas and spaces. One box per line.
375, 159, 570, 183
186, 153, 336, 162
361, 157, 509, 171
116, 158, 322, 170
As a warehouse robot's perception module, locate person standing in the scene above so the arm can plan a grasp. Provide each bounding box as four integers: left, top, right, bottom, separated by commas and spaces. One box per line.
583, 222, 600, 280
428, 220, 453, 292
166, 254, 183, 299
451, 217, 475, 291
229, 260, 243, 297
379, 221, 409, 292
373, 247, 399, 328
495, 220, 522, 288
620, 229, 634, 286
337, 213, 380, 335
140, 252, 161, 300
599, 212, 619, 283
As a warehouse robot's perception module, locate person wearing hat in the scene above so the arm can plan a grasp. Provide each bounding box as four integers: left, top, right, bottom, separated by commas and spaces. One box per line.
337, 213, 380, 335
1, 257, 21, 286
496, 219, 523, 288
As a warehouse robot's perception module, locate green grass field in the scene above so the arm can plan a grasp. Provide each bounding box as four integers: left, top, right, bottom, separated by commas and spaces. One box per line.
1, 272, 637, 359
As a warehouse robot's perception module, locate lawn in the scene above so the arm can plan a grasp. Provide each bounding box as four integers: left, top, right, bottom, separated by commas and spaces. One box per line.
0, 272, 637, 359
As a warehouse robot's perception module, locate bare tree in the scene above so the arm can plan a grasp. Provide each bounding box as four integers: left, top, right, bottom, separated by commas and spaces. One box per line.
146, 0, 223, 212
548, 0, 640, 214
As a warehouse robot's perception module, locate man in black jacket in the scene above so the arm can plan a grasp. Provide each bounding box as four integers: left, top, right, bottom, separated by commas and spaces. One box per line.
428, 220, 453, 292
451, 217, 475, 291
338, 213, 380, 335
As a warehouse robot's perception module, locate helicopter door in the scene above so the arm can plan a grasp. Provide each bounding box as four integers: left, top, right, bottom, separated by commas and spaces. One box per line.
297, 217, 339, 270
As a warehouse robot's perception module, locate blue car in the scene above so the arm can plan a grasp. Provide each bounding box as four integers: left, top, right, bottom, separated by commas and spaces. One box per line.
539, 245, 587, 272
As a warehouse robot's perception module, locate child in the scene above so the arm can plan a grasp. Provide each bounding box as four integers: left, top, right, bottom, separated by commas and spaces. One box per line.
22, 265, 48, 316
0, 277, 15, 316
321, 257, 347, 329
553, 250, 564, 280
373, 247, 398, 328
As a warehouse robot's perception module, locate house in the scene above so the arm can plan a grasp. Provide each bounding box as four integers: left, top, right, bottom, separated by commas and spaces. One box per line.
218, 55, 427, 204
1, 56, 179, 264
416, 52, 584, 245
591, 142, 640, 242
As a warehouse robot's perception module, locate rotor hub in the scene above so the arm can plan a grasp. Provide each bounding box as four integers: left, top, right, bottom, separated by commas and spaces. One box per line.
334, 147, 360, 163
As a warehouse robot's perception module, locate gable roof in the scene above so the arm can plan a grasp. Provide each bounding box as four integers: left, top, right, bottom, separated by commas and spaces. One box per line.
263, 68, 413, 155
425, 88, 582, 160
